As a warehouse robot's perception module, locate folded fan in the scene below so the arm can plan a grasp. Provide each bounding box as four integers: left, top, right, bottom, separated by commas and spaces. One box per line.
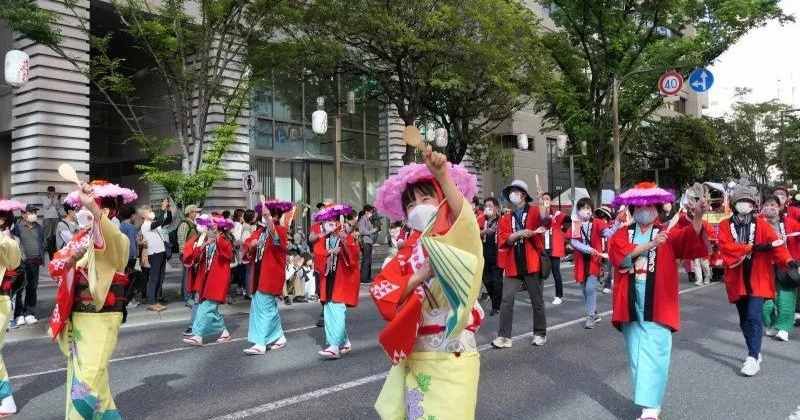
421, 236, 479, 339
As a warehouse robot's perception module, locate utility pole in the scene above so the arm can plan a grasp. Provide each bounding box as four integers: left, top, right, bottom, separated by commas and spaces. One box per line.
334, 71, 342, 202
612, 76, 621, 193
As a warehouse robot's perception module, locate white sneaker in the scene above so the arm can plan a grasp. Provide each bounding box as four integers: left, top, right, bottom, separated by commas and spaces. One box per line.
694, 280, 703, 286
795, 313, 800, 321
491, 337, 512, 349
766, 328, 778, 337
532, 335, 547, 346
14, 316, 25, 327
703, 279, 711, 285
740, 356, 760, 376
24, 315, 37, 325
0, 395, 17, 416
601, 288, 611, 294
318, 346, 341, 359
552, 297, 563, 305
776, 330, 790, 342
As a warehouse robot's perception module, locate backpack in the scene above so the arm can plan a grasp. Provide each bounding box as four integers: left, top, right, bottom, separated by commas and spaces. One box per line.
169, 219, 197, 254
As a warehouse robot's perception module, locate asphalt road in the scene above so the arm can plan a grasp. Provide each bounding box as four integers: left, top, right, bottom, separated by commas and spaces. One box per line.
4, 269, 800, 420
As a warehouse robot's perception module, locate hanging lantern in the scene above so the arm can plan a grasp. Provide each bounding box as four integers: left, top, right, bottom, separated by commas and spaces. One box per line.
4, 50, 29, 88
517, 133, 529, 150
434, 128, 448, 148
556, 134, 568, 154
311, 96, 327, 135
424, 122, 436, 143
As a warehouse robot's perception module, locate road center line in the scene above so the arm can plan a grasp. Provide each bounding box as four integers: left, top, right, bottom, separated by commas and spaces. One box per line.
211, 284, 711, 419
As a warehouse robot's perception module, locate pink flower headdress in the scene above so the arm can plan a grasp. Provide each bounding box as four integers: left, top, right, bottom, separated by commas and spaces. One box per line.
313, 204, 353, 222
613, 182, 674, 208
374, 163, 478, 221
0, 199, 25, 212
64, 180, 138, 207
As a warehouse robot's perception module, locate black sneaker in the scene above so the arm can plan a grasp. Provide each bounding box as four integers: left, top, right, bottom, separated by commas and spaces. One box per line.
293, 296, 307, 303
316, 317, 324, 327
284, 297, 292, 305
182, 328, 193, 337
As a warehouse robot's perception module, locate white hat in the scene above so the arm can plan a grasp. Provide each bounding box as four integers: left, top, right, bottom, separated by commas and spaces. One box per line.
502, 180, 532, 203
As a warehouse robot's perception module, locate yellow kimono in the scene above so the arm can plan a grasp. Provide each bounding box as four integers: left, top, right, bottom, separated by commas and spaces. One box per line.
374, 201, 484, 420
0, 234, 21, 404
56, 215, 129, 420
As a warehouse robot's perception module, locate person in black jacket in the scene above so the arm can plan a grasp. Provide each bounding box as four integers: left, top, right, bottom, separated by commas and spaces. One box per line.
481, 197, 502, 315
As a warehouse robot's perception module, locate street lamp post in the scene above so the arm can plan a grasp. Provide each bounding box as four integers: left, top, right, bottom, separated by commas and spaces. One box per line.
312, 70, 356, 203
611, 63, 703, 193
556, 135, 586, 205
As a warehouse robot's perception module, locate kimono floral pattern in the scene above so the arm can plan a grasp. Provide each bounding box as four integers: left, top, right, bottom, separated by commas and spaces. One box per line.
405, 372, 437, 420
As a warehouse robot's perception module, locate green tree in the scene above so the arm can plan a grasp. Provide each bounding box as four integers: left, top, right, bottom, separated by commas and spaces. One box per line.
2, 0, 286, 205
624, 116, 734, 189
252, 0, 548, 168
533, 0, 790, 197
709, 94, 799, 188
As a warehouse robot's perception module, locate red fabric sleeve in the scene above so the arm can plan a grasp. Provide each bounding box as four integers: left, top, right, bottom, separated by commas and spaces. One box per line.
370, 258, 412, 322
718, 220, 751, 268
215, 236, 233, 263
667, 224, 708, 260
608, 228, 635, 269
497, 215, 513, 250
340, 234, 360, 268
181, 236, 198, 266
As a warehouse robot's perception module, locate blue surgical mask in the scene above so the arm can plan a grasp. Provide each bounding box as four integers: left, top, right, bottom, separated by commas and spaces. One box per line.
633, 208, 657, 226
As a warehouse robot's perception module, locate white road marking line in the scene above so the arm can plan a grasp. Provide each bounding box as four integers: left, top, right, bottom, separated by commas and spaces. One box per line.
8, 324, 318, 380
211, 284, 711, 419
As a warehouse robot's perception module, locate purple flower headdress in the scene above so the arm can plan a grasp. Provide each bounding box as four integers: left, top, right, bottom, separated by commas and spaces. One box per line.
612, 182, 675, 208
64, 181, 138, 207
374, 163, 478, 221
196, 215, 234, 231
255, 200, 293, 216
0, 199, 25, 212
314, 204, 353, 222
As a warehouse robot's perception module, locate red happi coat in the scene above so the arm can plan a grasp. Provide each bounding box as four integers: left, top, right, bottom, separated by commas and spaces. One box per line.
319, 231, 361, 307
718, 216, 792, 302
572, 219, 605, 283
548, 211, 568, 258
243, 224, 288, 296
310, 222, 327, 275
497, 204, 545, 277
779, 210, 800, 259
182, 234, 233, 304
609, 222, 708, 332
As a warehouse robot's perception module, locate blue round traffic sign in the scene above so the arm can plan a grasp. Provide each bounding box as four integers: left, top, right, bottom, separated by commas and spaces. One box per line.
688, 68, 714, 93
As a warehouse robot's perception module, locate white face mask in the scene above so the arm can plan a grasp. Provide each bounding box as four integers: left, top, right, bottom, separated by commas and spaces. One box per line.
509, 192, 524, 206
662, 203, 672, 214
76, 209, 94, 229
484, 207, 495, 217
407, 204, 438, 232
578, 209, 592, 221
148, 211, 156, 220
26, 214, 37, 223
735, 202, 753, 215
323, 221, 337, 233
633, 208, 657, 226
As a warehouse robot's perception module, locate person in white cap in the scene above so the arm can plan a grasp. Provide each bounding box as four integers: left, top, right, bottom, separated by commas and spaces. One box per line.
492, 179, 550, 349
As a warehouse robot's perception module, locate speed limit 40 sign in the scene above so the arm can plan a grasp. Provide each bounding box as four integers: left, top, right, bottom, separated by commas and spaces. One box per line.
658, 70, 684, 96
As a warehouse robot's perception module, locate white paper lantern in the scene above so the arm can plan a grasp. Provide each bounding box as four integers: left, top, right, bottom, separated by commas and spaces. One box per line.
312, 109, 328, 134
556, 134, 568, 153
4, 50, 30, 88
434, 128, 448, 148
424, 123, 436, 143
517, 133, 529, 150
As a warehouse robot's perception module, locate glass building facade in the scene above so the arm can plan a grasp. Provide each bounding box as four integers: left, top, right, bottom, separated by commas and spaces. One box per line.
249, 73, 388, 226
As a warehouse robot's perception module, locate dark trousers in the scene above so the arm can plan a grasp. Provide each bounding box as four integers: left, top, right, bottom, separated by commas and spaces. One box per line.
498, 274, 547, 338
736, 296, 764, 358
146, 252, 166, 304
232, 265, 247, 291
549, 255, 564, 298
360, 242, 373, 283
15, 260, 40, 317
482, 259, 502, 311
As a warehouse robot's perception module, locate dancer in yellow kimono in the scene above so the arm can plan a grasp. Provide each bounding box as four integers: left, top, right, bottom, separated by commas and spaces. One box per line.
370, 146, 484, 420
50, 181, 136, 419
0, 199, 25, 417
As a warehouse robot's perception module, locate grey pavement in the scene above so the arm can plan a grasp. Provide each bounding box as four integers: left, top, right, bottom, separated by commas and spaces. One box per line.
4, 266, 800, 419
